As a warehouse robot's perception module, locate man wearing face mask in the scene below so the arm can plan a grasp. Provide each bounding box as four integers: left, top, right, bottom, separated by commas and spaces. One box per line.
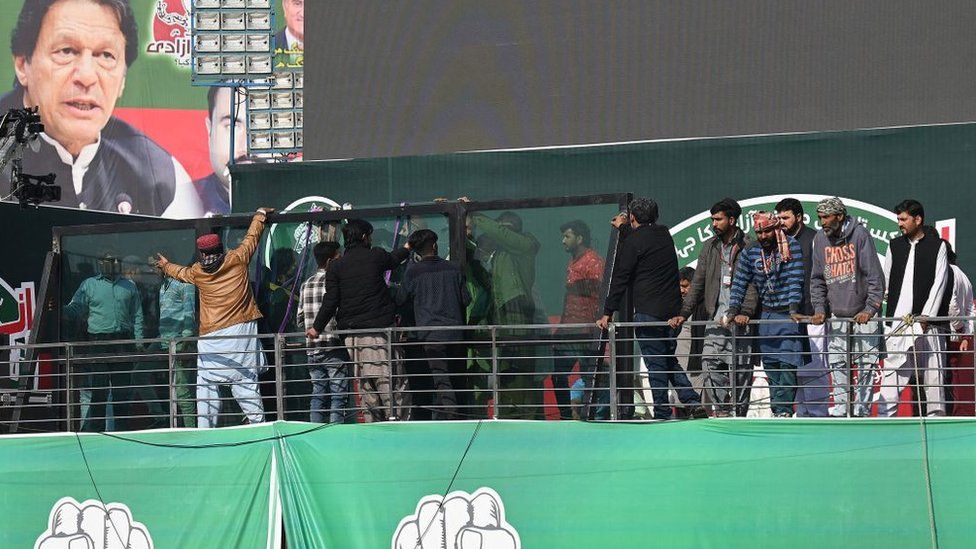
155, 208, 275, 428
670, 198, 757, 417
726, 211, 805, 417
808, 197, 885, 417
64, 252, 144, 431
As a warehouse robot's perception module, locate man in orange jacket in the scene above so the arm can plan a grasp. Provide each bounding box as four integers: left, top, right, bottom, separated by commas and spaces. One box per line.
155, 208, 274, 427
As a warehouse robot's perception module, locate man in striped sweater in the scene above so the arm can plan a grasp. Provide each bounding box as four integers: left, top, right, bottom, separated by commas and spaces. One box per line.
726, 211, 806, 417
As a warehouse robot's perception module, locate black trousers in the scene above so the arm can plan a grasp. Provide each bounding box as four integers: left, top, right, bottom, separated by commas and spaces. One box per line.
422, 342, 466, 420
81, 332, 134, 432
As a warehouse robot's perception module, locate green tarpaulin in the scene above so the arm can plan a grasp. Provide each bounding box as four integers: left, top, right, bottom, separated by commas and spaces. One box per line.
2, 419, 974, 548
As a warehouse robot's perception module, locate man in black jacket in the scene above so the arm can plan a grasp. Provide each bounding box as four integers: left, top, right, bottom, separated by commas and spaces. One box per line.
396, 229, 471, 420
598, 198, 706, 420
307, 219, 411, 422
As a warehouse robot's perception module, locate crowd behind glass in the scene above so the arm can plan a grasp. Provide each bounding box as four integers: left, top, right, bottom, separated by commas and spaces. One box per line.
59, 196, 975, 429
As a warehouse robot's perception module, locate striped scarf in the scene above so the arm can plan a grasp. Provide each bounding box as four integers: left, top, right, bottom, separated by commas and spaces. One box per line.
752, 211, 791, 274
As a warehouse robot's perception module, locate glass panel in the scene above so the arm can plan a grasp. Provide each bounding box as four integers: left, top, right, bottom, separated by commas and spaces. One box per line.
60, 229, 199, 343
467, 203, 619, 324
463, 202, 620, 419
229, 213, 452, 421
59, 229, 198, 431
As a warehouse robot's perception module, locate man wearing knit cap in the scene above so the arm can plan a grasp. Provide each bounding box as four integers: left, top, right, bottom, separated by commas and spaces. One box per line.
808, 197, 885, 417
726, 211, 805, 417
155, 208, 276, 427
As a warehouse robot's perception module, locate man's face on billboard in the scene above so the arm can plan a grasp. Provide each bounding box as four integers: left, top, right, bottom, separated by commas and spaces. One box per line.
13, 0, 128, 157
206, 87, 247, 189
283, 0, 304, 43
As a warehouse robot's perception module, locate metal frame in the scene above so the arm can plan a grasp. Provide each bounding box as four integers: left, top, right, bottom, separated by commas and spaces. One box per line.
37, 193, 633, 429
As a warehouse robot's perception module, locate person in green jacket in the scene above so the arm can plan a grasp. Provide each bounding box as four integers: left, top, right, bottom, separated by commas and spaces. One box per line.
469, 210, 543, 419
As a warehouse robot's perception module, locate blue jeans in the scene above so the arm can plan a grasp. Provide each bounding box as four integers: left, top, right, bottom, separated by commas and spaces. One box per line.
308, 348, 350, 424
634, 313, 701, 419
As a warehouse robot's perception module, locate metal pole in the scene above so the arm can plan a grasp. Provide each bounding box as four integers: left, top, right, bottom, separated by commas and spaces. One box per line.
387, 328, 395, 420
274, 334, 285, 421
730, 324, 738, 418
65, 344, 73, 432
609, 323, 618, 421
168, 340, 177, 428
845, 320, 854, 418
490, 326, 499, 420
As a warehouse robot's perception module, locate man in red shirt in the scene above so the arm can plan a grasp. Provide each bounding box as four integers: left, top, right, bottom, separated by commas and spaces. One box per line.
553, 220, 606, 419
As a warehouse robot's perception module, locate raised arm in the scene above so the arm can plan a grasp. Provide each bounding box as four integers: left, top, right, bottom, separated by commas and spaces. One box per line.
472, 215, 540, 255
230, 209, 272, 264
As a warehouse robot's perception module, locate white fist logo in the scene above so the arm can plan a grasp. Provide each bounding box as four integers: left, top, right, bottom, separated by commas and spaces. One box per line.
34, 497, 153, 549
393, 487, 520, 549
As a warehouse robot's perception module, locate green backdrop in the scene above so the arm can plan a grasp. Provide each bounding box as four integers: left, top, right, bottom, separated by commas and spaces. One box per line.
233, 123, 976, 275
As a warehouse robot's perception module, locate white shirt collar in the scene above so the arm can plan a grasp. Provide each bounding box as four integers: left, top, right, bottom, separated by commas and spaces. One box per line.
285, 28, 303, 50
40, 132, 100, 197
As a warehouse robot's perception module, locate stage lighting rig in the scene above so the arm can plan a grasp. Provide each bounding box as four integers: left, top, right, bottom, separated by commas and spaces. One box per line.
0, 107, 60, 208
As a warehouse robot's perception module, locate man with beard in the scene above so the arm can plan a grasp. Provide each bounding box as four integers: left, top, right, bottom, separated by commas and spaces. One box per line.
670, 198, 757, 416
552, 220, 605, 419
776, 197, 828, 417
809, 197, 886, 417
726, 211, 805, 417
878, 200, 952, 416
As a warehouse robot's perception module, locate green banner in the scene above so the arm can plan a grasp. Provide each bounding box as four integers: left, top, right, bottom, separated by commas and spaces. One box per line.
3, 420, 975, 548
277, 419, 976, 548
0, 426, 277, 549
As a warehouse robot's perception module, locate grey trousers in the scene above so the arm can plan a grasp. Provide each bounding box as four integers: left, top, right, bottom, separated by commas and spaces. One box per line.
346, 334, 407, 422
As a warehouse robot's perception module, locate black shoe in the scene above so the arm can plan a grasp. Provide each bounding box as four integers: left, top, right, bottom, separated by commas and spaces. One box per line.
688, 405, 709, 419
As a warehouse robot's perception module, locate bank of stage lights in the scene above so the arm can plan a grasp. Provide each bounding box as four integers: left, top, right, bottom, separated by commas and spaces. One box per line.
0, 107, 60, 209
248, 71, 303, 153
191, 0, 303, 157
192, 0, 273, 80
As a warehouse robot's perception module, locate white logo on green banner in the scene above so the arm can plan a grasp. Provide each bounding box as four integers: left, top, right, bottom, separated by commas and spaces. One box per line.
35, 497, 153, 549
264, 195, 344, 268
393, 487, 521, 549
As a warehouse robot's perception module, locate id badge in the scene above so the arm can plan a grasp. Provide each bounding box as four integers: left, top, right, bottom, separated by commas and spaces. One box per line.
722, 274, 732, 287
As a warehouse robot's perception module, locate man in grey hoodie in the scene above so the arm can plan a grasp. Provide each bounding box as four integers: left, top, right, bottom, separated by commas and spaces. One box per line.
809, 197, 886, 417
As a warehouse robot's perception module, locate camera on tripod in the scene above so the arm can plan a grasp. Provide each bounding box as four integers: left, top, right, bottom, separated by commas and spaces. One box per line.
1, 106, 60, 208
